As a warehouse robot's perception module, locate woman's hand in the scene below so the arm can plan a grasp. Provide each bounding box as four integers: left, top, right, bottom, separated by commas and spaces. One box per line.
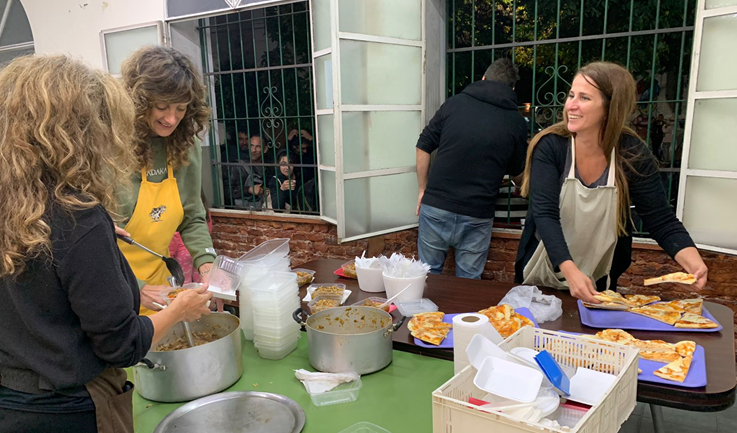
140, 284, 169, 310
559, 261, 600, 304
169, 284, 212, 322
114, 225, 130, 237
280, 179, 296, 191
674, 247, 708, 290
198, 263, 213, 285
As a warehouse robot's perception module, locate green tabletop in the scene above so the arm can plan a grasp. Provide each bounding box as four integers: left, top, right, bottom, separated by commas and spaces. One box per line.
130, 335, 454, 433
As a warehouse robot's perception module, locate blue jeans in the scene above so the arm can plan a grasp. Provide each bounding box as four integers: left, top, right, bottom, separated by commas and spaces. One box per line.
417, 204, 493, 279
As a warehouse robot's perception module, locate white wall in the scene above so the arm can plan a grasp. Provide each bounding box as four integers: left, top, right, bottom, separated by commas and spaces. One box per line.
20, 0, 164, 68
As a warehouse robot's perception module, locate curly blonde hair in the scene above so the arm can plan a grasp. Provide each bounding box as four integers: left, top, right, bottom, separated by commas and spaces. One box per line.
0, 55, 136, 277
121, 46, 210, 169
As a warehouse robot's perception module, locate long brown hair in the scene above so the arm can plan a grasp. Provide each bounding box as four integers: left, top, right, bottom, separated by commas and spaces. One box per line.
0, 55, 136, 277
121, 46, 211, 169
521, 62, 640, 236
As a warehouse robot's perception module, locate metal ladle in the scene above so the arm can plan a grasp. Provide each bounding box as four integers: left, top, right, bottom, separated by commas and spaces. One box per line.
117, 235, 185, 287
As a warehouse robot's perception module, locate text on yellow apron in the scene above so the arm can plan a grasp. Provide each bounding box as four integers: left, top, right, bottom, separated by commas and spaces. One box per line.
117, 165, 184, 315
523, 137, 618, 290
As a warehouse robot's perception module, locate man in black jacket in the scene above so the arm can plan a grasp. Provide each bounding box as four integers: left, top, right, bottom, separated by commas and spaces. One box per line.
416, 58, 528, 279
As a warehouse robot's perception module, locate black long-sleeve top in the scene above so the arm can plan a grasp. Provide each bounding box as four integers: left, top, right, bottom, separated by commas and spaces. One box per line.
416, 80, 528, 219
0, 204, 154, 394
515, 133, 695, 285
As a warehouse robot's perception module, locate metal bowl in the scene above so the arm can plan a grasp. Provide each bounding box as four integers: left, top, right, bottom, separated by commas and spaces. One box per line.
153, 391, 305, 433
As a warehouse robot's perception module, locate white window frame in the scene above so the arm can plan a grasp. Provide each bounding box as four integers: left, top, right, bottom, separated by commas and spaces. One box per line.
312, 0, 426, 242
676, 0, 737, 255
0, 0, 34, 61
100, 22, 165, 76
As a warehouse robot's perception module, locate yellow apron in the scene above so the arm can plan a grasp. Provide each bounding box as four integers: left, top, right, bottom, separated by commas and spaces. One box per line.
118, 165, 184, 316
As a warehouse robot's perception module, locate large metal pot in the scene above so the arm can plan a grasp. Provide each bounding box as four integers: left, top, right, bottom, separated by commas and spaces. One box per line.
134, 313, 243, 402
293, 306, 404, 374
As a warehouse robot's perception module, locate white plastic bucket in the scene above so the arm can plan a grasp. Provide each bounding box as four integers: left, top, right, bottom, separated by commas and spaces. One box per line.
382, 273, 426, 302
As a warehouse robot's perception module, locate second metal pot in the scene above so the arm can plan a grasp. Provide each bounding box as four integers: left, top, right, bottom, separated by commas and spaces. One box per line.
293, 306, 404, 374
134, 313, 243, 402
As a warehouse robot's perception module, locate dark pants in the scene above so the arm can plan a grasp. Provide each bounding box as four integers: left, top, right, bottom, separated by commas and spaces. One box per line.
0, 407, 96, 433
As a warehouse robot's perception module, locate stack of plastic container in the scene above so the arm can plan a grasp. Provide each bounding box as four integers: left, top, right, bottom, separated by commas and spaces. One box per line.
236, 239, 291, 341
249, 271, 302, 360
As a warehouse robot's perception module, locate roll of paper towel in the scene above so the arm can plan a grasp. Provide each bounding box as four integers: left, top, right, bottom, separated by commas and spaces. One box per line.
452, 313, 503, 374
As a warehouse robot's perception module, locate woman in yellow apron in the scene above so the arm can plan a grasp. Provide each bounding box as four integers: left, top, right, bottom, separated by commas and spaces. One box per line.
0, 55, 212, 433
514, 62, 708, 303
116, 46, 216, 315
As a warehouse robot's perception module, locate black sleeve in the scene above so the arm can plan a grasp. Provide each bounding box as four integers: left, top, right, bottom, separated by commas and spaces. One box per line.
507, 119, 529, 176
528, 135, 572, 267
268, 177, 282, 209
416, 102, 446, 154
59, 222, 154, 368
623, 136, 696, 257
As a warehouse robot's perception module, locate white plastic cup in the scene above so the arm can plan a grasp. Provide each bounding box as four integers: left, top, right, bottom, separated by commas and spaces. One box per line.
382, 273, 426, 302
356, 266, 385, 293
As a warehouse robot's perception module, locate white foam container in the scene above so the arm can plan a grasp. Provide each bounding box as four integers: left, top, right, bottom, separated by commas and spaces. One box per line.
473, 357, 543, 403
466, 334, 509, 369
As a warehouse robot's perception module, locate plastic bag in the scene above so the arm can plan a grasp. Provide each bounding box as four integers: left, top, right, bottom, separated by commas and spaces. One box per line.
499, 285, 562, 324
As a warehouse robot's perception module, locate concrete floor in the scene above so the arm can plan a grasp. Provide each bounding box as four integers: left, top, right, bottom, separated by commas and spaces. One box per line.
620, 402, 737, 433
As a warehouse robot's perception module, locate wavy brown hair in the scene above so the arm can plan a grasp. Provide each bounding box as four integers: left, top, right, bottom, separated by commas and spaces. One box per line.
521, 62, 641, 236
121, 46, 210, 169
0, 55, 136, 277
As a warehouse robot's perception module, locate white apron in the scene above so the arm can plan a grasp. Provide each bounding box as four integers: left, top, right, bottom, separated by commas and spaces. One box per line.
523, 137, 619, 291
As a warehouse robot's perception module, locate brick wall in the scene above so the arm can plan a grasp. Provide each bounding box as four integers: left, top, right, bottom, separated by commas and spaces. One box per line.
211, 210, 737, 356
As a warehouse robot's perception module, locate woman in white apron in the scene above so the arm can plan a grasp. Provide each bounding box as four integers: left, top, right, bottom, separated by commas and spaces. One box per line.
514, 62, 707, 303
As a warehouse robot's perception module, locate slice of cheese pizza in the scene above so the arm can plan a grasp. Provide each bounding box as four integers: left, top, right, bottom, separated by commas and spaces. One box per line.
674, 312, 718, 329
675, 341, 696, 358
653, 355, 692, 383
629, 306, 681, 325
624, 294, 661, 308
644, 272, 696, 286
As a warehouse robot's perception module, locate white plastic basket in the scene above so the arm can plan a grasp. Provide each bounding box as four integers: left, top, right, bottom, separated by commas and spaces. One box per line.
432, 327, 639, 433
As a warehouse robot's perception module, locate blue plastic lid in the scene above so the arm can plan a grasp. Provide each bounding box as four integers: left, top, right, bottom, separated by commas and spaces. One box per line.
534, 350, 570, 396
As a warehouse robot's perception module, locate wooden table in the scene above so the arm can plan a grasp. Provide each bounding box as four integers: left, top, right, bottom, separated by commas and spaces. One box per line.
299, 259, 736, 414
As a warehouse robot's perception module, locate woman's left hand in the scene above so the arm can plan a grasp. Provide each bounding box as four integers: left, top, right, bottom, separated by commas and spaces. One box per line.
198, 263, 213, 285
674, 246, 708, 290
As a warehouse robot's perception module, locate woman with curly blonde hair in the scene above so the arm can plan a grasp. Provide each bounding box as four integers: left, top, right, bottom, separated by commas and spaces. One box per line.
116, 46, 216, 314
0, 55, 211, 433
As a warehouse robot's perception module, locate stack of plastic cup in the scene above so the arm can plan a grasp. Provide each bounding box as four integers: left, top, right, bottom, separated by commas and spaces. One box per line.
237, 239, 291, 341
249, 271, 302, 360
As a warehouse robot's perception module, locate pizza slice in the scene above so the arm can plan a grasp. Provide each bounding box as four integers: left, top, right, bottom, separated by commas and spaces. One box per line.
626, 339, 675, 353
653, 355, 692, 383
674, 312, 718, 329
593, 290, 629, 305
411, 327, 451, 346
582, 301, 631, 311
639, 350, 683, 364
624, 294, 661, 308
595, 329, 635, 344
675, 341, 696, 358
629, 306, 681, 325
643, 302, 682, 313
644, 272, 696, 286
478, 304, 513, 322
668, 299, 704, 315
408, 312, 445, 332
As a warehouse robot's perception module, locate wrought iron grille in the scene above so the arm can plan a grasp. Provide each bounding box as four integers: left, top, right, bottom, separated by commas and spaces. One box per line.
199, 1, 319, 215
447, 0, 696, 235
